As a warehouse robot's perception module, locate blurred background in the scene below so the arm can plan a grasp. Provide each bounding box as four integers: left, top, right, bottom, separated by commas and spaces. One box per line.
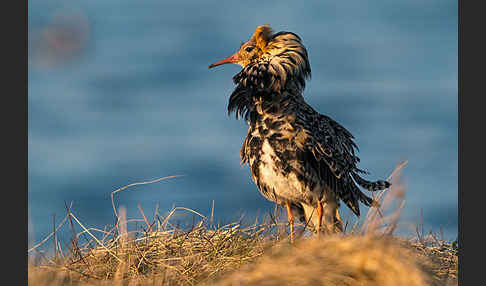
28, 0, 457, 248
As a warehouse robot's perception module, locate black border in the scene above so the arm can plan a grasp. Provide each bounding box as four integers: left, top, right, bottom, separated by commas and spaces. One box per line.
10, 0, 28, 284
459, 0, 483, 284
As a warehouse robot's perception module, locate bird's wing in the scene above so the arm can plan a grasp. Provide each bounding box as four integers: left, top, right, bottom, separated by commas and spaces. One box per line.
300, 111, 390, 216
308, 113, 361, 179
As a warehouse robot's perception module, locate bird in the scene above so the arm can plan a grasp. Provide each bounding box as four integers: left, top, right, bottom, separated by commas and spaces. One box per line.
209, 25, 390, 242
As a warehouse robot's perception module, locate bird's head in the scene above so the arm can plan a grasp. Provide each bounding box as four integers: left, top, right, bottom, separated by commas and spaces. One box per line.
208, 25, 273, 69
209, 25, 311, 92
209, 25, 311, 120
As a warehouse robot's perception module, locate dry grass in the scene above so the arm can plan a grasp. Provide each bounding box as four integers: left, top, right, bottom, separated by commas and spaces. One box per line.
28, 164, 458, 285
213, 235, 445, 286
29, 203, 272, 285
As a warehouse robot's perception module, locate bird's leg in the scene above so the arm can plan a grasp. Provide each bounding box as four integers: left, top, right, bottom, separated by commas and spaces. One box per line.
322, 200, 343, 234
285, 202, 294, 243
335, 208, 344, 232
317, 201, 323, 237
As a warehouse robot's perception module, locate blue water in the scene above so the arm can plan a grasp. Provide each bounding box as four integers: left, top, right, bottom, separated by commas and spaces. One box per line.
28, 0, 458, 248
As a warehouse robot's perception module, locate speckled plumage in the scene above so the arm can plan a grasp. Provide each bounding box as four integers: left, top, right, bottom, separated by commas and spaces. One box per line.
210, 25, 390, 235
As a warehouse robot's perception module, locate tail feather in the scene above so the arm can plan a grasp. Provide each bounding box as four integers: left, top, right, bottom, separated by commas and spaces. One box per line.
340, 173, 388, 216
342, 178, 379, 216
351, 172, 391, 192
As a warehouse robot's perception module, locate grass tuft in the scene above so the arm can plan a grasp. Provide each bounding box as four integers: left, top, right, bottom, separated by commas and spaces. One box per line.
28, 165, 457, 285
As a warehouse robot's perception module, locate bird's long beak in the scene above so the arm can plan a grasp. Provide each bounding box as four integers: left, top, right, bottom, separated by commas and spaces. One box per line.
208, 53, 238, 69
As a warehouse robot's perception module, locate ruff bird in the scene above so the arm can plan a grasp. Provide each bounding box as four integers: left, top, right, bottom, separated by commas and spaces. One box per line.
209, 25, 390, 241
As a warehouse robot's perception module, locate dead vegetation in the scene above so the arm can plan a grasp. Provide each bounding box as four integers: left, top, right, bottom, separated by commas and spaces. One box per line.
28, 161, 458, 285
213, 235, 440, 286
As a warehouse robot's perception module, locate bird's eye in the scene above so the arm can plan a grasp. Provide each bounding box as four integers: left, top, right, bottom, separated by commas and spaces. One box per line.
245, 46, 254, 52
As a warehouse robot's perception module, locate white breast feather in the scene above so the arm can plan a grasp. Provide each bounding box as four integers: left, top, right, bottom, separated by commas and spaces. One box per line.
258, 140, 320, 203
